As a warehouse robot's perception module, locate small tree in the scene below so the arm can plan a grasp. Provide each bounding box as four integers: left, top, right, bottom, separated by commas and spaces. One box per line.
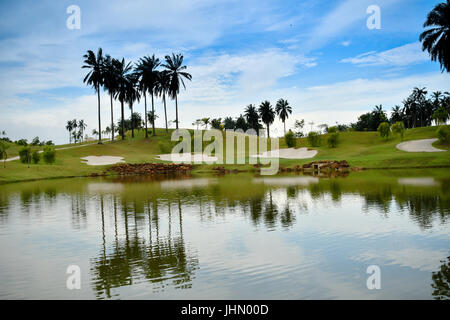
19, 147, 31, 167
43, 147, 56, 164
327, 133, 339, 148
0, 141, 9, 168
32, 150, 41, 164
377, 122, 390, 140
31, 137, 40, 146
294, 119, 305, 138
307, 131, 321, 147
433, 107, 449, 125
437, 126, 449, 143
284, 130, 297, 148
392, 121, 405, 140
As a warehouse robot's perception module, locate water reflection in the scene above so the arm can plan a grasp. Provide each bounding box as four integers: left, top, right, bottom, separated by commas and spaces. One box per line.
432, 255, 450, 300
0, 171, 448, 299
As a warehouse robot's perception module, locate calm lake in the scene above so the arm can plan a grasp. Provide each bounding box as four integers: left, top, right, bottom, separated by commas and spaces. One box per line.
0, 170, 449, 299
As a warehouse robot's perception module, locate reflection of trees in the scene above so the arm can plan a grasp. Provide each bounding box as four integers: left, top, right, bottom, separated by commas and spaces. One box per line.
431, 255, 450, 300
71, 193, 87, 230
90, 195, 199, 299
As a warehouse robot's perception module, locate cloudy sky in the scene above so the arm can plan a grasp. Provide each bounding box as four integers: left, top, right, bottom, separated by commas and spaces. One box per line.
0, 0, 448, 144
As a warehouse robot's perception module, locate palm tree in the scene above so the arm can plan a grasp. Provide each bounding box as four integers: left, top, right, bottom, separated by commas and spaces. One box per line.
125, 74, 140, 138
78, 119, 87, 142
244, 104, 260, 134
201, 118, 210, 130
162, 53, 192, 130
258, 101, 276, 138
156, 70, 171, 133
82, 48, 104, 144
413, 87, 428, 127
114, 58, 133, 140
420, 1, 450, 73
103, 55, 118, 141
135, 55, 160, 137
275, 99, 292, 135
66, 120, 73, 144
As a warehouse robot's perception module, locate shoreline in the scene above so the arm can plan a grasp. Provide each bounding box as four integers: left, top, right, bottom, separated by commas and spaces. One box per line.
2, 163, 450, 185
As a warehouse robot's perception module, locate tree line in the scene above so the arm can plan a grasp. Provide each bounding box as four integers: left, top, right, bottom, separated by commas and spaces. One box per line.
352, 88, 449, 132
191, 99, 293, 138
82, 48, 192, 143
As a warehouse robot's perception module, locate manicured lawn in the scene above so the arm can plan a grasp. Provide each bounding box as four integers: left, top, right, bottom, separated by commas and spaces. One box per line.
0, 126, 449, 183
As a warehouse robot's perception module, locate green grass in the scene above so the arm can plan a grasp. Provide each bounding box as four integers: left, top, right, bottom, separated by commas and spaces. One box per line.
1, 125, 449, 184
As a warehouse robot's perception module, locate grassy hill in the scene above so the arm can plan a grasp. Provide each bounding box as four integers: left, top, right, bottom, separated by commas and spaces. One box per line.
0, 125, 449, 183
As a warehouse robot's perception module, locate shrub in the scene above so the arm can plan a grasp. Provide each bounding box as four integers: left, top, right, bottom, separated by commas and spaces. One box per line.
437, 126, 449, 143
327, 133, 339, 148
19, 147, 31, 164
31, 136, 40, 146
16, 139, 28, 146
42, 147, 56, 164
377, 122, 390, 140
391, 121, 405, 140
284, 130, 297, 148
327, 126, 338, 133
32, 150, 41, 164
307, 131, 321, 147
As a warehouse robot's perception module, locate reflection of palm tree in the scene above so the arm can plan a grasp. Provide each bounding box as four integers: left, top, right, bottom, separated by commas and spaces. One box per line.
431, 255, 450, 300
90, 194, 198, 299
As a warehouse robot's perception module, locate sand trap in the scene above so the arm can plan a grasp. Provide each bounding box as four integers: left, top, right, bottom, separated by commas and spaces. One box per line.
250, 147, 317, 159
156, 153, 218, 163
81, 156, 125, 166
396, 139, 444, 153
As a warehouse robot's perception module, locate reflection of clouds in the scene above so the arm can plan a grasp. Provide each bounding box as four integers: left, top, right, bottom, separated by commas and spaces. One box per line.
353, 248, 448, 272
253, 176, 318, 186
398, 178, 439, 187
87, 183, 124, 193
160, 178, 217, 190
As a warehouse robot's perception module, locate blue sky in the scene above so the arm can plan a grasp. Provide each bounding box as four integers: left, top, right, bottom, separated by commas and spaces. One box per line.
0, 0, 449, 143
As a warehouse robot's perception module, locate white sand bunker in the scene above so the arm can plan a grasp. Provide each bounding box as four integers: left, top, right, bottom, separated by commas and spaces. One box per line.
156, 153, 218, 163
251, 147, 317, 159
81, 156, 125, 166
396, 139, 444, 153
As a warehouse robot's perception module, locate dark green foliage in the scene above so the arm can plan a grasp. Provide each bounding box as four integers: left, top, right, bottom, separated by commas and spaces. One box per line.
327, 133, 339, 148
392, 121, 405, 140
307, 131, 321, 147
16, 139, 28, 146
32, 150, 41, 164
284, 130, 296, 148
377, 122, 391, 140
437, 125, 449, 143
43, 147, 56, 164
19, 147, 31, 164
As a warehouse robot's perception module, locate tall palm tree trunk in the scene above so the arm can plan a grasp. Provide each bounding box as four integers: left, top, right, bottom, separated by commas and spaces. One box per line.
267, 124, 270, 138
151, 92, 156, 136
283, 121, 286, 135
144, 92, 148, 138
121, 101, 125, 140
175, 95, 179, 130
97, 88, 102, 144
110, 94, 114, 141
130, 104, 134, 138
163, 94, 168, 133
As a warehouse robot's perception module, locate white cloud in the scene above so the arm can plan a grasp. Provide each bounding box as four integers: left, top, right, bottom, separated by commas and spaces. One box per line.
341, 41, 351, 47
341, 42, 429, 66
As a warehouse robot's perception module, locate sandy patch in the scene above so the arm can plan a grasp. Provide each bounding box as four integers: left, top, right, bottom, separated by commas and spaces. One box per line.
396, 139, 444, 153
81, 156, 125, 166
156, 153, 218, 163
250, 147, 317, 159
